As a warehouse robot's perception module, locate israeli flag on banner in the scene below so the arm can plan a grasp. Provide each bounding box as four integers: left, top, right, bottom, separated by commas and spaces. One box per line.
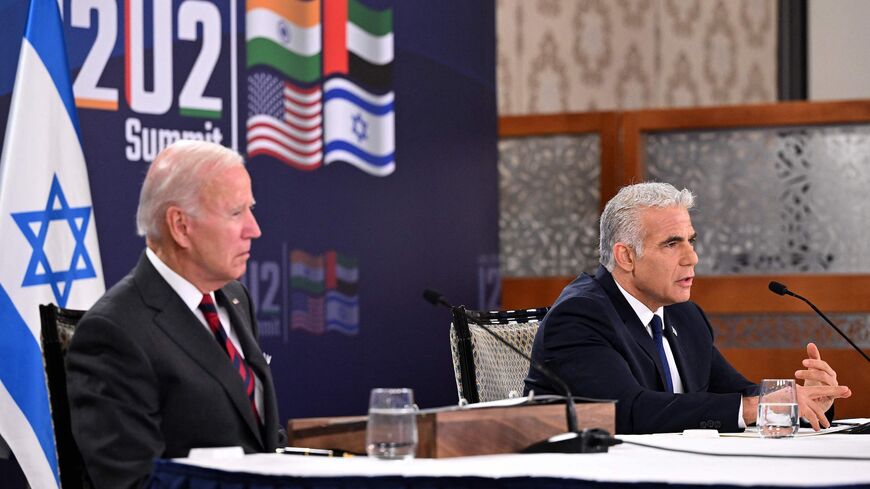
0, 0, 105, 487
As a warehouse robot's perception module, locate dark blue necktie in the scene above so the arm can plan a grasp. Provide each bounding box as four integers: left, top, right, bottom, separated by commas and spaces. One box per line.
650, 315, 674, 393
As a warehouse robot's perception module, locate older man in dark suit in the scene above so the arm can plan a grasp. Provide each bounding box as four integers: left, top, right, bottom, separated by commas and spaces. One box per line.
67, 140, 281, 488
525, 182, 851, 434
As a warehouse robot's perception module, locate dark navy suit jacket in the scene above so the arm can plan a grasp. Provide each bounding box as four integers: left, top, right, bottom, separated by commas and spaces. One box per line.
525, 266, 758, 434
67, 254, 281, 489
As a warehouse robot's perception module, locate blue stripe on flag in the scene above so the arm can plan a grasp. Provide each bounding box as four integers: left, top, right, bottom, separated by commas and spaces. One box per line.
323, 88, 394, 115
325, 319, 359, 335
325, 293, 359, 308
324, 141, 394, 167
23, 0, 81, 141
0, 284, 59, 483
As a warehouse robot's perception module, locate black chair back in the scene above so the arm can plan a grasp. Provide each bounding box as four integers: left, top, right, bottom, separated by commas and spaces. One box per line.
449, 306, 549, 404
39, 303, 91, 489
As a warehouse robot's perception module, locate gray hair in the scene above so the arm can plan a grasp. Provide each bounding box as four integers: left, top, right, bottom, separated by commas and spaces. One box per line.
599, 182, 695, 271
136, 140, 245, 241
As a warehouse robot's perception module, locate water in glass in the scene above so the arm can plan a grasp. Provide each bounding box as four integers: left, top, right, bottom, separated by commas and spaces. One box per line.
757, 379, 799, 439
366, 388, 417, 459
366, 407, 418, 459
758, 402, 799, 438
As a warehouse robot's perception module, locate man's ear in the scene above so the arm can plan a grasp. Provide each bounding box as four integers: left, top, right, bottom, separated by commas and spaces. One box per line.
165, 206, 192, 249
613, 242, 635, 272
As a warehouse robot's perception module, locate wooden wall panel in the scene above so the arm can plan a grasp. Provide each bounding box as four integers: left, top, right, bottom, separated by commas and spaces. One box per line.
499, 112, 620, 209
620, 99, 870, 183
502, 277, 572, 310
503, 275, 870, 313
690, 276, 870, 313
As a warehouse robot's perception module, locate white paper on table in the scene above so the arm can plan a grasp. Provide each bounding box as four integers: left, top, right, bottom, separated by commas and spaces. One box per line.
719, 424, 853, 438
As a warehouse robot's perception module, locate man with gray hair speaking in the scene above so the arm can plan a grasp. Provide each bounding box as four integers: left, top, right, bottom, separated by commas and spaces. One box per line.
525, 181, 851, 434
67, 140, 281, 488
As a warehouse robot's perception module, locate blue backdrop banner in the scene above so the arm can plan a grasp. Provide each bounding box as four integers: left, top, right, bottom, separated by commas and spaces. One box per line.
0, 0, 498, 421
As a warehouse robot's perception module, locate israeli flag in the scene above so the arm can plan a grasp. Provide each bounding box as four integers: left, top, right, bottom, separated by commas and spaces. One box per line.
0, 0, 105, 487
323, 77, 395, 177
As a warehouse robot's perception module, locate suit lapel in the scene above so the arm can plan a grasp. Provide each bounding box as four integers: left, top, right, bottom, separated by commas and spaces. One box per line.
595, 266, 671, 391
216, 286, 279, 449
663, 308, 695, 392
133, 256, 265, 448
216, 289, 267, 375
213, 288, 267, 445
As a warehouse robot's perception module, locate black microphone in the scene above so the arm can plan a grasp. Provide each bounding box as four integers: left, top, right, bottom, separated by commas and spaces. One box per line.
768, 281, 869, 363
422, 289, 617, 453
423, 289, 485, 321
422, 289, 451, 309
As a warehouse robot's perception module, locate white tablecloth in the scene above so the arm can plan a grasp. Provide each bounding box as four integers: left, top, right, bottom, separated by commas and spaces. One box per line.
171, 433, 870, 487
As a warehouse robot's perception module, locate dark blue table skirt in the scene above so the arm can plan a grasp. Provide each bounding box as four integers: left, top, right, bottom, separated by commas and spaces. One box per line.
146, 460, 867, 489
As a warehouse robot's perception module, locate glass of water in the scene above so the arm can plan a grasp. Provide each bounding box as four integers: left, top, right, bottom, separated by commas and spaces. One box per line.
366, 388, 418, 459
757, 379, 799, 438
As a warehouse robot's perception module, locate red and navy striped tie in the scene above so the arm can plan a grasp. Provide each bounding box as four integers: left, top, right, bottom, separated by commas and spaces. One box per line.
199, 294, 261, 425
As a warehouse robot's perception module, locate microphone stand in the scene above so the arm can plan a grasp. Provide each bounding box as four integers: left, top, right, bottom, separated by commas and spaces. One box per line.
769, 282, 870, 363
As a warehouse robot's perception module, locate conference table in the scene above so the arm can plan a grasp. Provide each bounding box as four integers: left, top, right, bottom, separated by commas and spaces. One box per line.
146, 431, 870, 489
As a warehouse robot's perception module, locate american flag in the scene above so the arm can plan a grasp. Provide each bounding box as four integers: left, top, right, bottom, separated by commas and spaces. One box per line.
246, 72, 323, 170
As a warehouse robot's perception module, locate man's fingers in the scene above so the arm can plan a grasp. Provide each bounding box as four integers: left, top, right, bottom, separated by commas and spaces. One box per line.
801, 358, 836, 378
806, 342, 821, 360
798, 344, 842, 430
819, 411, 831, 428
802, 405, 821, 431
812, 402, 830, 429
797, 389, 833, 431
803, 397, 831, 430
795, 368, 836, 386
805, 385, 851, 399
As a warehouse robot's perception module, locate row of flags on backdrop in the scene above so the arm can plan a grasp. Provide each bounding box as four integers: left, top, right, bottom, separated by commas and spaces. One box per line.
0, 0, 106, 488
246, 0, 396, 176
290, 250, 360, 336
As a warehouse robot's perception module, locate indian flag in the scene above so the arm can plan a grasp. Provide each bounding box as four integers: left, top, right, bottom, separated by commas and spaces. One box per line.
246, 0, 321, 84
290, 249, 326, 294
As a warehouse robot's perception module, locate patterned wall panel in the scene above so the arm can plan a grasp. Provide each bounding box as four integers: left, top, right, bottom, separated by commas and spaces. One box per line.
646, 125, 870, 275
709, 313, 870, 349
497, 0, 777, 114
499, 135, 601, 277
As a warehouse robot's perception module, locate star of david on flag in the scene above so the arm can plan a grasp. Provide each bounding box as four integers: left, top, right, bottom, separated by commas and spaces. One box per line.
351, 113, 368, 143
0, 0, 105, 487
12, 175, 98, 308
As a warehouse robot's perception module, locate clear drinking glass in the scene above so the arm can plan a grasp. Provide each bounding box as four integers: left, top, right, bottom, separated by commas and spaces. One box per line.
757, 379, 799, 438
366, 388, 418, 459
